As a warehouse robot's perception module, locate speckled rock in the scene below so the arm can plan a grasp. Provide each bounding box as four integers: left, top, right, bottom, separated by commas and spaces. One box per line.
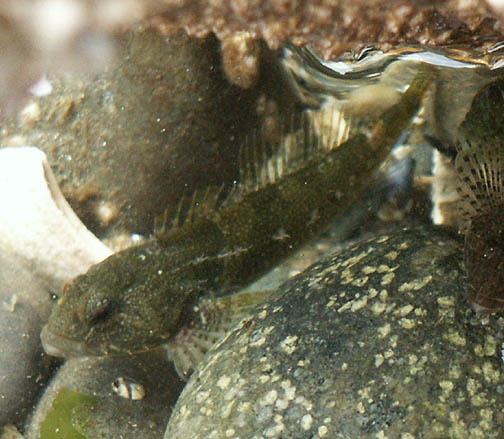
166, 223, 504, 439
26, 350, 184, 439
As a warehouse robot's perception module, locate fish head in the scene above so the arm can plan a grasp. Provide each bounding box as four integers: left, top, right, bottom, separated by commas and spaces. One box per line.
41, 242, 202, 358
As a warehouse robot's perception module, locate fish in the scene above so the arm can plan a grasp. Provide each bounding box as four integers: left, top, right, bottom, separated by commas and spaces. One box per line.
41, 67, 432, 379
453, 78, 504, 312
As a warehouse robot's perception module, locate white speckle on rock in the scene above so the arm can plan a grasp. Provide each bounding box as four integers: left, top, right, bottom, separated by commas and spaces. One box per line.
445, 331, 466, 347
179, 405, 191, 418
357, 401, 366, 413
341, 251, 370, 268
264, 421, 284, 437
352, 275, 369, 287
264, 326, 275, 335
380, 272, 395, 286
362, 265, 377, 274
225, 428, 236, 437
238, 401, 252, 412
372, 301, 386, 315
221, 400, 236, 418
377, 264, 392, 273
395, 305, 414, 316
375, 353, 384, 367
399, 318, 416, 329
439, 380, 454, 396
301, 414, 313, 430
251, 336, 266, 347
196, 390, 211, 403
275, 398, 289, 410
351, 297, 368, 311
258, 309, 268, 319
3, 294, 17, 312
260, 390, 278, 406
398, 275, 432, 292
217, 375, 232, 390
378, 323, 391, 338
437, 296, 455, 307
379, 289, 388, 300
337, 301, 352, 313
384, 349, 394, 359
318, 425, 328, 437
280, 335, 299, 354
368, 288, 379, 298
385, 250, 399, 261
326, 298, 336, 308
295, 396, 313, 410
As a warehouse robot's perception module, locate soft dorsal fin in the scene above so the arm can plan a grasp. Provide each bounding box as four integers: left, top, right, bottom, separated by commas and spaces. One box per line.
155, 104, 354, 237
238, 105, 352, 193
454, 80, 504, 233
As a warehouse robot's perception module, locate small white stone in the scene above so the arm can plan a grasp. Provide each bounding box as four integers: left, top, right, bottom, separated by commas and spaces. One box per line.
111, 377, 146, 400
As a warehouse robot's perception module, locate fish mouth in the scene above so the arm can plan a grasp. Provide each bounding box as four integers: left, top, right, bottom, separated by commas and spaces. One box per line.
40, 324, 102, 358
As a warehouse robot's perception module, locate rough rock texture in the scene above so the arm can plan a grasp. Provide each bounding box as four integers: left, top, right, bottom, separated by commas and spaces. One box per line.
0, 250, 55, 428
154, 0, 504, 59
166, 223, 504, 438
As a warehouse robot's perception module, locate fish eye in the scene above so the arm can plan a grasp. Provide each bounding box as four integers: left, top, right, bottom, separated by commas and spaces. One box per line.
85, 297, 116, 326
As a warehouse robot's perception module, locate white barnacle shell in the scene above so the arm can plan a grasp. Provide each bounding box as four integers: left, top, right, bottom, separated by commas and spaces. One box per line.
111, 376, 146, 400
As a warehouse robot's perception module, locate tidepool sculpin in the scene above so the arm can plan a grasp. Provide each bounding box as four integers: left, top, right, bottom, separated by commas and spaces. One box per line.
453, 79, 504, 312
41, 68, 431, 379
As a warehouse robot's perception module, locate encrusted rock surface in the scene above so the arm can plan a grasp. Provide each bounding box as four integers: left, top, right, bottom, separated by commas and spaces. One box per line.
154, 0, 504, 59
166, 223, 504, 438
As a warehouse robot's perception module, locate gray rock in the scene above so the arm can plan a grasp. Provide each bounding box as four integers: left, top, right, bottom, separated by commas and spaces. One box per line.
166, 223, 504, 439
2, 26, 261, 237
0, 251, 54, 427
26, 350, 184, 439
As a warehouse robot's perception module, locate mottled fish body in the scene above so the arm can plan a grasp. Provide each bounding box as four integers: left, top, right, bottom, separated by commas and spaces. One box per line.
453, 79, 504, 312
41, 68, 432, 378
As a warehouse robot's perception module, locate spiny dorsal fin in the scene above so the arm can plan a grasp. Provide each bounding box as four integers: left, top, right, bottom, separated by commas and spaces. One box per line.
454, 80, 504, 233
154, 184, 230, 236
155, 104, 354, 237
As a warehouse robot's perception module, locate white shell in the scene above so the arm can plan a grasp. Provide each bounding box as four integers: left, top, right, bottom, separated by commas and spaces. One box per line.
0, 147, 112, 292
111, 376, 146, 400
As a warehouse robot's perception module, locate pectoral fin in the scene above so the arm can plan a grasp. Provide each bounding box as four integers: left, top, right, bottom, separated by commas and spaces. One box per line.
163, 288, 271, 380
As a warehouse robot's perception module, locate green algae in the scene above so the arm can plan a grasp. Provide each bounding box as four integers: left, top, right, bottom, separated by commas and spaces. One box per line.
40, 389, 95, 439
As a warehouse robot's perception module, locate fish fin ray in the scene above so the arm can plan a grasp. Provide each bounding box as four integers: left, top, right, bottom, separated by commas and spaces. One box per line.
163, 289, 270, 380
455, 83, 504, 231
